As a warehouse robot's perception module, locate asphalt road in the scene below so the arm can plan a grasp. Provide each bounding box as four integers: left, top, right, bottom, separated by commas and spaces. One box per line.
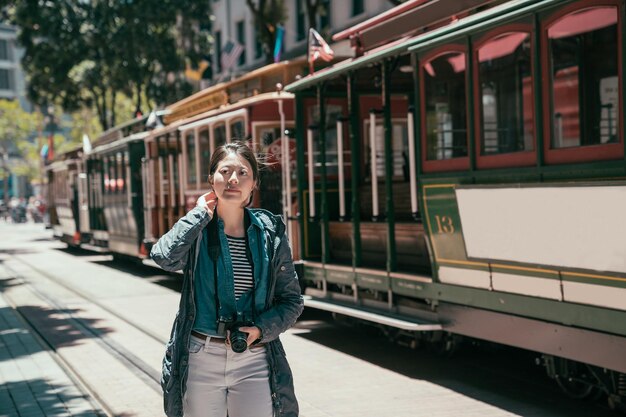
1, 221, 621, 417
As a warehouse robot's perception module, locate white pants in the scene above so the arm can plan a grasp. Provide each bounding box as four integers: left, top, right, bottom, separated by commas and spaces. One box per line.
183, 335, 273, 417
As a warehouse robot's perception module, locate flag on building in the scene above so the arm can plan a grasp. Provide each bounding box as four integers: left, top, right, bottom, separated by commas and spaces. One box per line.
221, 40, 244, 71
40, 143, 48, 160
82, 134, 92, 154
145, 110, 164, 130
273, 25, 285, 63
308, 28, 334, 70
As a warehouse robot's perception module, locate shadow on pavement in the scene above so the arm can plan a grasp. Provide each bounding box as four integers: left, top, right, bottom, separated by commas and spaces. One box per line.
54, 246, 105, 257
29, 237, 57, 242
0, 304, 114, 363
0, 248, 37, 256
0, 277, 22, 290
1, 378, 100, 417
90, 257, 183, 293
293, 310, 620, 417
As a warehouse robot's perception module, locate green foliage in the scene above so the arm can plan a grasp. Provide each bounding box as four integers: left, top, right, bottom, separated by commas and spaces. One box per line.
6, 0, 213, 131
0, 99, 42, 189
0, 99, 41, 151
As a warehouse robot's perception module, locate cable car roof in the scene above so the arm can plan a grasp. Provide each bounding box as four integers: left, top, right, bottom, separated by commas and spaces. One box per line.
285, 0, 551, 93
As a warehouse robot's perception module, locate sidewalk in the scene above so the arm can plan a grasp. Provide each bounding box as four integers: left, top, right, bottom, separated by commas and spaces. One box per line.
0, 288, 101, 417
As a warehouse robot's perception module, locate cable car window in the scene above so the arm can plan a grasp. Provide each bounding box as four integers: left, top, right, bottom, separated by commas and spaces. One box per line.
185, 131, 197, 187
478, 31, 534, 155
124, 150, 129, 193
158, 136, 169, 193
422, 51, 468, 160
109, 156, 117, 193
230, 118, 245, 140
364, 118, 409, 181
198, 128, 210, 182
547, 6, 619, 149
214, 123, 227, 148
103, 158, 110, 193
308, 104, 342, 177
116, 152, 124, 193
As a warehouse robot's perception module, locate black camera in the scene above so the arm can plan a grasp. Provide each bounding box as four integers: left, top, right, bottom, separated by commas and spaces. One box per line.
217, 317, 254, 353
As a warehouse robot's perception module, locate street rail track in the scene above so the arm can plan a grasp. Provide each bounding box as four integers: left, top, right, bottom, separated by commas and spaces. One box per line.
2, 239, 623, 417
1, 254, 165, 411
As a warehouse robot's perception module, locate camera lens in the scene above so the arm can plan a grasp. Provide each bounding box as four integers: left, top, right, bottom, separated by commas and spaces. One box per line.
229, 328, 248, 353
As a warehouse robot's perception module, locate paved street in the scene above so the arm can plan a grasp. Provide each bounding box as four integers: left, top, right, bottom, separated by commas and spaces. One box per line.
0, 221, 621, 417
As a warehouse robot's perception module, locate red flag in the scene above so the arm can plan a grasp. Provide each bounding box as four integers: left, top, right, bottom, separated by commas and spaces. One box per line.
308, 28, 334, 69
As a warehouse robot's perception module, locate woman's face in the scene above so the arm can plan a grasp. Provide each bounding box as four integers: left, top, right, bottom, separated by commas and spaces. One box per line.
211, 152, 256, 207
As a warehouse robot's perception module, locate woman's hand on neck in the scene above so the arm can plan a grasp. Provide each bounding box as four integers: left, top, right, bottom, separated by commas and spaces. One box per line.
216, 204, 246, 238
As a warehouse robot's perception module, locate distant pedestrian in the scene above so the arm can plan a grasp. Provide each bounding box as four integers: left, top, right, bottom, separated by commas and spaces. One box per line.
151, 141, 303, 417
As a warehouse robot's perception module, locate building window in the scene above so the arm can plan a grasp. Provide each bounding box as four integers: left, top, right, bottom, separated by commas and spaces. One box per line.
319, 0, 331, 31
477, 31, 534, 156
547, 5, 619, 149
421, 50, 468, 164
352, 0, 364, 17
255, 30, 263, 59
296, 0, 306, 41
236, 20, 246, 66
215, 31, 222, 73
0, 69, 12, 90
0, 40, 8, 60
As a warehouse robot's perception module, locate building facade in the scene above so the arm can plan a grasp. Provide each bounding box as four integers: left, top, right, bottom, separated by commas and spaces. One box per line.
207, 0, 394, 85
0, 24, 30, 111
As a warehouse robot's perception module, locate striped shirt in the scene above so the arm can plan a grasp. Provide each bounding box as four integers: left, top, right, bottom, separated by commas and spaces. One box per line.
226, 235, 254, 300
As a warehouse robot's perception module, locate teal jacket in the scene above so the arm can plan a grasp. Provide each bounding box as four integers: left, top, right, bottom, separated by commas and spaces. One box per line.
151, 206, 303, 417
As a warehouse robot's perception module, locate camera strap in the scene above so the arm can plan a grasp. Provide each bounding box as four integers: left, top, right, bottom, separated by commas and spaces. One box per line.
207, 213, 258, 321
206, 217, 221, 320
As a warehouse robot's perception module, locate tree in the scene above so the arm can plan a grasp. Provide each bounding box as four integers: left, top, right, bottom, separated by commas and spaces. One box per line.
0, 99, 41, 203
246, 0, 287, 64
6, 0, 213, 131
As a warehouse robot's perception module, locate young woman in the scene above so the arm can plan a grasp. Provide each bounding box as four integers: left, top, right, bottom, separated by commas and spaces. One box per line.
151, 142, 303, 417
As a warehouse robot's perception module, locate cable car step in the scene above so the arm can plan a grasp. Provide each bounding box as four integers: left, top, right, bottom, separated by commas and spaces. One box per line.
303, 295, 442, 331
79, 243, 110, 253
141, 258, 182, 274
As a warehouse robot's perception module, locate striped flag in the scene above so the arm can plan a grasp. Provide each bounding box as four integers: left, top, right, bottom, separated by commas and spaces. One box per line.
221, 40, 244, 71
308, 28, 334, 67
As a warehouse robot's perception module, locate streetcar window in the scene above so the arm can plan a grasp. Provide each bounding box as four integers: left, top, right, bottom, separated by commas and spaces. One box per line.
103, 158, 110, 193
422, 51, 468, 161
477, 31, 534, 155
214, 123, 226, 148
307, 104, 343, 177
185, 131, 197, 187
547, 6, 619, 149
109, 156, 116, 193
364, 118, 409, 181
230, 118, 245, 140
123, 150, 129, 193
259, 126, 280, 146
116, 152, 124, 193
198, 128, 210, 182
